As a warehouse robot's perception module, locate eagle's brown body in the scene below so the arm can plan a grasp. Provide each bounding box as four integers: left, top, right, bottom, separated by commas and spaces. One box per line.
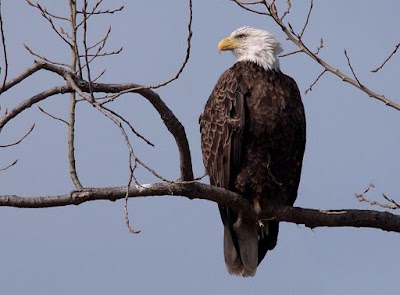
200, 61, 306, 276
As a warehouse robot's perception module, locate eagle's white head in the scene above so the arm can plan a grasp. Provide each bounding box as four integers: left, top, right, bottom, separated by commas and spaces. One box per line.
217, 26, 282, 71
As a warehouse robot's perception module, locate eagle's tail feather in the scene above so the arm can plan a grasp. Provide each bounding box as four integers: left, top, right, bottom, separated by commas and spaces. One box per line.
224, 215, 258, 277
223, 216, 280, 277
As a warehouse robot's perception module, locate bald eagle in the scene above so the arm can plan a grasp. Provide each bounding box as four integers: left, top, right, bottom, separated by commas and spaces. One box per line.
200, 27, 306, 277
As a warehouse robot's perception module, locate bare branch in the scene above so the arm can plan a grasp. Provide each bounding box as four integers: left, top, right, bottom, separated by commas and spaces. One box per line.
382, 194, 400, 209
92, 69, 106, 83
0, 62, 44, 93
344, 49, 364, 89
65, 72, 172, 184
26, 0, 73, 48
77, 5, 124, 16
0, 124, 35, 147
0, 182, 399, 233
1, 61, 194, 180
0, 0, 8, 91
26, 0, 70, 21
231, 0, 270, 16
23, 43, 70, 68
149, 0, 193, 89
305, 69, 326, 94
299, 0, 313, 38
280, 0, 291, 20
68, 0, 83, 190
279, 49, 301, 58
0, 85, 70, 131
371, 41, 400, 73
82, 0, 94, 100
79, 48, 122, 58
124, 195, 141, 234
101, 105, 155, 147
0, 159, 18, 172
76, 0, 124, 28
355, 183, 399, 210
38, 106, 69, 126
315, 37, 324, 55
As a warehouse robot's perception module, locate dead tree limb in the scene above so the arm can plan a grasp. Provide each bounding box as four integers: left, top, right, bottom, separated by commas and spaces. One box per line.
1, 182, 399, 233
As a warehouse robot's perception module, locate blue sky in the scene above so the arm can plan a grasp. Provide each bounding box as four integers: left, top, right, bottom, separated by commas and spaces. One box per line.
1, 1, 400, 294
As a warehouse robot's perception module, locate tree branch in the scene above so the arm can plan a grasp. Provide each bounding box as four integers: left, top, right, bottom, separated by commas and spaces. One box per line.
0, 182, 399, 233
0, 60, 194, 180
0, 85, 71, 131
371, 41, 400, 73
0, 0, 8, 91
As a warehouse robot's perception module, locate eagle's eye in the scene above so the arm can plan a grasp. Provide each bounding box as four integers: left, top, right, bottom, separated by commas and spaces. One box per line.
236, 34, 246, 39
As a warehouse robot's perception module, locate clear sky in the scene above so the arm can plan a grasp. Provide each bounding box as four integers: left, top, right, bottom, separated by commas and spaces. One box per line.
1, 1, 399, 294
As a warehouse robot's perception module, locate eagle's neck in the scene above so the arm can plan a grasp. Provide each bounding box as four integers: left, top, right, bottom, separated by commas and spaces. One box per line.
236, 51, 280, 71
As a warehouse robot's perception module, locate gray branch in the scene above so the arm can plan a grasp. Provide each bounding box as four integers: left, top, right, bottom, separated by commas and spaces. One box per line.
0, 61, 194, 181
0, 182, 399, 233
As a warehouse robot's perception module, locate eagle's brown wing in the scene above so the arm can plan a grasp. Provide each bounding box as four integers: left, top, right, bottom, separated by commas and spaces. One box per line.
200, 68, 245, 190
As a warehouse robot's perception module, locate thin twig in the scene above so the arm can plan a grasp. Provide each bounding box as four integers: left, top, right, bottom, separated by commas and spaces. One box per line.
26, 0, 70, 21
0, 159, 18, 172
382, 194, 400, 209
355, 183, 399, 210
279, 49, 301, 58
305, 70, 326, 94
315, 38, 324, 55
102, 106, 155, 147
280, 0, 291, 20
371, 42, 400, 73
100, 0, 193, 102
231, 0, 270, 16
0, 85, 71, 130
0, 124, 35, 147
26, 0, 73, 48
344, 49, 364, 88
77, 5, 124, 15
149, 0, 193, 89
38, 106, 69, 126
79, 48, 122, 58
299, 0, 313, 38
0, 0, 8, 91
23, 43, 70, 68
82, 0, 94, 100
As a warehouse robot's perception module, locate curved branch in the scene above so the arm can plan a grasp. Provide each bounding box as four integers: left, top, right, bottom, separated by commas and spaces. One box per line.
0, 123, 35, 147
149, 0, 193, 89
0, 182, 399, 233
0, 0, 8, 91
0, 62, 45, 94
0, 61, 193, 180
0, 85, 71, 131
40, 61, 194, 180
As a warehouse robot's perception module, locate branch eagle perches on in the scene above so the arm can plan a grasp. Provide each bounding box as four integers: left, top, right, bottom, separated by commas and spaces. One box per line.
1, 182, 399, 233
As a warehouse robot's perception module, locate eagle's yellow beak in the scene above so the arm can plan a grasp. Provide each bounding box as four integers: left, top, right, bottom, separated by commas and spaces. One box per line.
217, 36, 242, 53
